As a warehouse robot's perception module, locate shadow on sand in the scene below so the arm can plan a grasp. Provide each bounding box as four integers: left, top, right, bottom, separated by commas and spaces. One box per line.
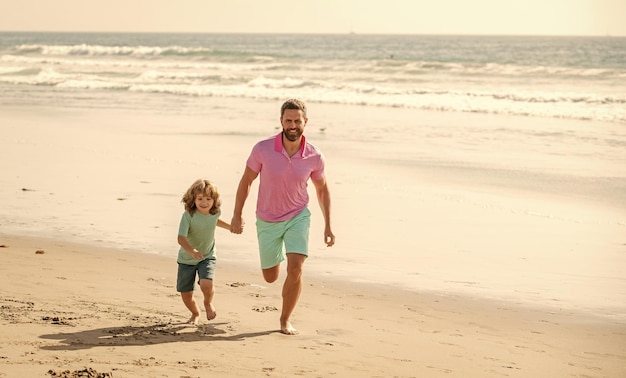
39, 321, 279, 350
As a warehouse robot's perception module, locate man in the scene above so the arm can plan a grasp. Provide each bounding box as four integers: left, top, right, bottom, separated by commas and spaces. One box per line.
230, 99, 335, 335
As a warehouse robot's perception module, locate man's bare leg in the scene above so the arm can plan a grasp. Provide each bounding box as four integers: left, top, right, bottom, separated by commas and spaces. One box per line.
280, 253, 305, 335
199, 279, 217, 321
181, 291, 201, 325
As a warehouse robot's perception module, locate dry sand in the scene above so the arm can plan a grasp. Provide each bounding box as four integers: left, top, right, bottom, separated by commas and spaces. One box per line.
0, 234, 625, 377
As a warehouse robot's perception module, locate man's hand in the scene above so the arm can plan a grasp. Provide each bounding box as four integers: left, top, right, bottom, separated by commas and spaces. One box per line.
324, 227, 335, 247
230, 215, 245, 234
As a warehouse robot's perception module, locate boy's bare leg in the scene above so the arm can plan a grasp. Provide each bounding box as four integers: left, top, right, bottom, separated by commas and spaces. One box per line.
199, 279, 216, 321
280, 253, 305, 335
181, 291, 200, 325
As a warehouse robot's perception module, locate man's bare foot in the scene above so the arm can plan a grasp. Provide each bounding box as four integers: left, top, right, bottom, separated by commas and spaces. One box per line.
206, 303, 217, 321
187, 314, 200, 325
280, 321, 298, 335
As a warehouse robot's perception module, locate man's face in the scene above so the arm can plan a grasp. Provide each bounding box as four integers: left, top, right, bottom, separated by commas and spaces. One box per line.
281, 109, 307, 142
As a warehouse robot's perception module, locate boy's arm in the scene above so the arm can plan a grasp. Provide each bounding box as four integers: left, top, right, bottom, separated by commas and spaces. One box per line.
217, 219, 231, 230
177, 235, 204, 260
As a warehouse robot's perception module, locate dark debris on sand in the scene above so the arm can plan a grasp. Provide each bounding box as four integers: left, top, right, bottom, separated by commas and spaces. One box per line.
48, 367, 113, 377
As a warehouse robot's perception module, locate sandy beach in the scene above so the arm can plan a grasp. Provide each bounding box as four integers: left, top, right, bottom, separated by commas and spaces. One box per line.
1, 234, 625, 377
1, 97, 625, 377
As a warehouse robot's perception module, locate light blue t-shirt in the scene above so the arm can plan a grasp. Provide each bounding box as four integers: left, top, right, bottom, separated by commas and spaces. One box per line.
177, 210, 220, 265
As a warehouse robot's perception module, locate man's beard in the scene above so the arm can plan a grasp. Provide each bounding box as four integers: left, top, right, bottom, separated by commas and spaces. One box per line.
283, 129, 302, 141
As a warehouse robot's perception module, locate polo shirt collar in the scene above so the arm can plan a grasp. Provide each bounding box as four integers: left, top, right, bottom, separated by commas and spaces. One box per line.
274, 132, 306, 157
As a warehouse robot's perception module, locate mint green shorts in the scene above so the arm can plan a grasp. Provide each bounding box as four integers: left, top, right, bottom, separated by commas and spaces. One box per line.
256, 208, 311, 269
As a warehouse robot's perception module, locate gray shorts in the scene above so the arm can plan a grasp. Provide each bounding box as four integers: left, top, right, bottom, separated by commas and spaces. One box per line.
176, 258, 216, 292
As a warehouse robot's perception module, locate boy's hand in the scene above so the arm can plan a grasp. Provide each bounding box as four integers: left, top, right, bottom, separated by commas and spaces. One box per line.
190, 250, 204, 260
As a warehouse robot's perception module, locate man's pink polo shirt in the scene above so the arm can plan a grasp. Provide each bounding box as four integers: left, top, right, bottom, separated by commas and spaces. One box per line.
247, 133, 325, 222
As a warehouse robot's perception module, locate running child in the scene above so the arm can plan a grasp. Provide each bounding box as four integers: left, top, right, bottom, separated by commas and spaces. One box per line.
177, 179, 230, 325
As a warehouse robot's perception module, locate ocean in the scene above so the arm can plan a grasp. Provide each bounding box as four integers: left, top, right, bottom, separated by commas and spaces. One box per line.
1, 32, 625, 317
1, 32, 625, 124
2, 32, 624, 210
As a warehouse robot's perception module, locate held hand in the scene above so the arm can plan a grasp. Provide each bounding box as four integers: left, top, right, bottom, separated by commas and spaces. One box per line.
230, 216, 245, 234
191, 250, 204, 260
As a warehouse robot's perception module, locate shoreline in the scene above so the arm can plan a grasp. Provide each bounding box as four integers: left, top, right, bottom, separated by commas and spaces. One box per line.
1, 233, 625, 377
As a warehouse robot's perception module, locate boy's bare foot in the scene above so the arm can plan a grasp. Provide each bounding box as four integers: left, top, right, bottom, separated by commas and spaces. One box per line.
187, 314, 200, 325
206, 303, 217, 321
280, 321, 298, 335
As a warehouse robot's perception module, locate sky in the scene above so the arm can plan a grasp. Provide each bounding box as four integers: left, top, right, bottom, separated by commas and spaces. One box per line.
1, 0, 625, 36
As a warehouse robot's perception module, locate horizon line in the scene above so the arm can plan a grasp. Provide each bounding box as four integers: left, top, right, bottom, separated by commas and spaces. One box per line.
0, 30, 624, 38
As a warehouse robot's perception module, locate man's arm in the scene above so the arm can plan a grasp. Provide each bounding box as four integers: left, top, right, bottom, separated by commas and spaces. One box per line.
312, 176, 335, 247
230, 166, 258, 234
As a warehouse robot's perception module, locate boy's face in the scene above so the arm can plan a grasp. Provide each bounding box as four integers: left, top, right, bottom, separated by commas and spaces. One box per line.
194, 193, 214, 215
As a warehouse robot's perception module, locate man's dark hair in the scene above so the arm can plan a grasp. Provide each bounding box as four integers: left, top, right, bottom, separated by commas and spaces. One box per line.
281, 98, 307, 118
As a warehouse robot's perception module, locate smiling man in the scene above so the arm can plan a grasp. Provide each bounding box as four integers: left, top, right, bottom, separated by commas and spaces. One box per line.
230, 98, 335, 335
